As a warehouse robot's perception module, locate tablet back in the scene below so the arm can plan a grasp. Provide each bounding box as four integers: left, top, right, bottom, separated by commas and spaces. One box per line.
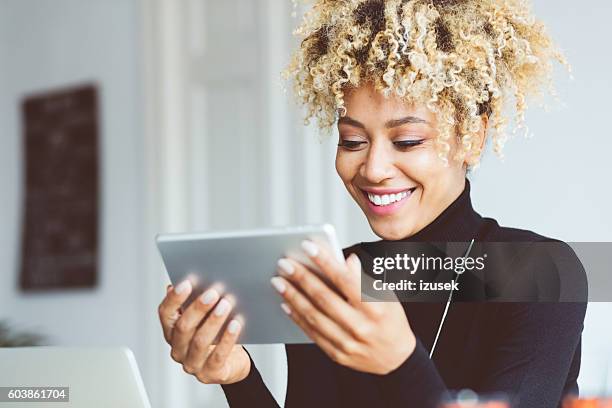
156, 224, 344, 344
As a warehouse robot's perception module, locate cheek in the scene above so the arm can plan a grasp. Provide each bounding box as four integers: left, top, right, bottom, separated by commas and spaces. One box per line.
400, 149, 464, 202
395, 148, 443, 183
335, 152, 359, 183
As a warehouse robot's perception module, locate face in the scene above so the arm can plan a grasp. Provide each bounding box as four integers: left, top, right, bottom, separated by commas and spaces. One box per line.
335, 84, 483, 240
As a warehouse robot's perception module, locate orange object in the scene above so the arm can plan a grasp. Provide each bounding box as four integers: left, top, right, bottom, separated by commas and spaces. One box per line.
441, 402, 510, 408
563, 397, 612, 408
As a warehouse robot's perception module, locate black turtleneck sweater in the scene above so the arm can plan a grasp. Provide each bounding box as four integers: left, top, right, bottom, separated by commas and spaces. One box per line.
222, 179, 587, 408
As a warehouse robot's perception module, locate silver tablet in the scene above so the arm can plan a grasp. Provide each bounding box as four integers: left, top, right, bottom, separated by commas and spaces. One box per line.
155, 224, 344, 344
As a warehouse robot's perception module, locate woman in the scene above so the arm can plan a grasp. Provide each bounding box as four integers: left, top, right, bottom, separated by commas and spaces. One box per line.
157, 0, 586, 407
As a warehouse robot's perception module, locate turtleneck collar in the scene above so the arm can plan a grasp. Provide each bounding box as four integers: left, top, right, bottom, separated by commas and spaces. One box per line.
399, 178, 483, 243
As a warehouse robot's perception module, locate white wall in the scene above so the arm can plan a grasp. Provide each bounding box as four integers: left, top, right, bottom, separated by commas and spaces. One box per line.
0, 0, 151, 397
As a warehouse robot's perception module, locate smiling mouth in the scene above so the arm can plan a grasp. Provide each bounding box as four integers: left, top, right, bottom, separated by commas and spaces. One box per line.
362, 187, 417, 207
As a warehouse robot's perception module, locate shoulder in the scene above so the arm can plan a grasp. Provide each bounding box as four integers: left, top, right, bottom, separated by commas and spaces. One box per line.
477, 218, 588, 303
479, 217, 554, 243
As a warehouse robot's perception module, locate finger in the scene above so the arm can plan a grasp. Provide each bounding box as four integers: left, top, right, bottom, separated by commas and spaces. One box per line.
204, 316, 243, 373
299, 240, 361, 305
345, 253, 387, 318
277, 257, 362, 333
182, 297, 234, 372
158, 279, 193, 343
271, 276, 353, 349
170, 287, 221, 362
280, 302, 352, 367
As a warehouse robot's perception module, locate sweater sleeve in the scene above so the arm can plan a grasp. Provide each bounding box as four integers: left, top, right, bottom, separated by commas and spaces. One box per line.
374, 302, 586, 408
376, 337, 449, 407
221, 348, 280, 407
477, 302, 586, 408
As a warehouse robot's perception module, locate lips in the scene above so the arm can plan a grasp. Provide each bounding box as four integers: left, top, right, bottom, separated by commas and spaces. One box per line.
362, 187, 417, 207
358, 187, 417, 216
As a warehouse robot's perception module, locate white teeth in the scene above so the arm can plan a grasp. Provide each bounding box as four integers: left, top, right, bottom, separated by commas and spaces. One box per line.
366, 189, 412, 206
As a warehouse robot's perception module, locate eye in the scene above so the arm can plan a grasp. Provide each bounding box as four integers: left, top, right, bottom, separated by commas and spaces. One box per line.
393, 139, 425, 150
338, 138, 367, 151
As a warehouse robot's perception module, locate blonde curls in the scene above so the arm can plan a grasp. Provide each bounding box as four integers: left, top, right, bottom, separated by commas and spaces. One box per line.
283, 0, 568, 165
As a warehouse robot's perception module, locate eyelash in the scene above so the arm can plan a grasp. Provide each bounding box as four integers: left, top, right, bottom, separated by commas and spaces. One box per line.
337, 139, 425, 151
337, 140, 366, 150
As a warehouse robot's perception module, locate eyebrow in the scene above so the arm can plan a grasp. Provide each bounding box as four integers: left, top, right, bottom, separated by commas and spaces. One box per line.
337, 115, 430, 129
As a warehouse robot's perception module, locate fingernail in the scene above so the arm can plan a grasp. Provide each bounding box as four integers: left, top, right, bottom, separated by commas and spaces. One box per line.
214, 298, 231, 316
280, 303, 291, 315
228, 319, 241, 334
277, 258, 294, 275
200, 289, 219, 305
301, 240, 318, 257
174, 280, 191, 294
270, 277, 286, 294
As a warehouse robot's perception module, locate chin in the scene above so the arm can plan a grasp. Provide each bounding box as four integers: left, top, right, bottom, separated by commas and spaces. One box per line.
369, 220, 412, 241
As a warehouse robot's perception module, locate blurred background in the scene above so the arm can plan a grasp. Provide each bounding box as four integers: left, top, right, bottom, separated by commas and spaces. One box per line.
1, 0, 611, 407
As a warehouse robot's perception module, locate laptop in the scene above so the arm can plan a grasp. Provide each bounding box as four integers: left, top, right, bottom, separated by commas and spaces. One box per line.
0, 347, 152, 408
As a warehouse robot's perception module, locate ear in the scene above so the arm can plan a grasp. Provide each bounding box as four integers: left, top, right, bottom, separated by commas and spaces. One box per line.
465, 114, 489, 167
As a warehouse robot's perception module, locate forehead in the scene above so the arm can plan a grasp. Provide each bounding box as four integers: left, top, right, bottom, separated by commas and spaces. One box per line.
342, 84, 436, 125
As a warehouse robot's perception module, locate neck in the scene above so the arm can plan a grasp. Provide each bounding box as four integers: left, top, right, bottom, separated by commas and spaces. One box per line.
399, 178, 482, 242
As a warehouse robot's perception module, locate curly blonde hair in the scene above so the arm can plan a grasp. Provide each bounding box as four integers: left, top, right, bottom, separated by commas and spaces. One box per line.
283, 0, 569, 165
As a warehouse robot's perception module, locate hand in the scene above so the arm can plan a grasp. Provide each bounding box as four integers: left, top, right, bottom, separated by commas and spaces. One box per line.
158, 281, 250, 384
270, 241, 416, 375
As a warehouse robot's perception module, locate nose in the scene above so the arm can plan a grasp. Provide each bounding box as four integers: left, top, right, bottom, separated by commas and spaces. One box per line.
359, 141, 396, 183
